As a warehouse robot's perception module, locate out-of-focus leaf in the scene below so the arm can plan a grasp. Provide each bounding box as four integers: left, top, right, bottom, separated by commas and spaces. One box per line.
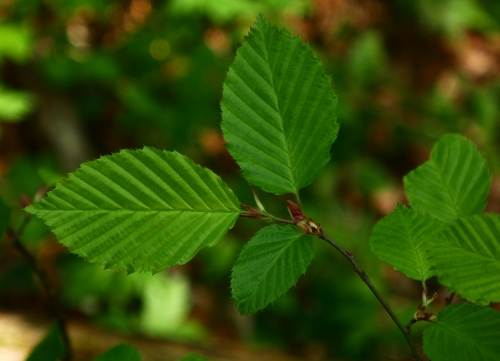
93, 343, 142, 361
0, 24, 32, 62
0, 88, 32, 122
169, 0, 257, 23
351, 158, 393, 195
221, 15, 338, 196
140, 273, 203, 340
418, 0, 497, 35
404, 134, 491, 223
430, 214, 500, 304
369, 204, 443, 281
423, 303, 500, 361
168, 0, 309, 23
231, 224, 315, 314
348, 31, 387, 87
26, 324, 64, 361
37, 167, 65, 187
26, 148, 240, 274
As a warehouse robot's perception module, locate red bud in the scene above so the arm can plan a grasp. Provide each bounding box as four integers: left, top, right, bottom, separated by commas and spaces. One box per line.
287, 200, 321, 235
287, 200, 305, 222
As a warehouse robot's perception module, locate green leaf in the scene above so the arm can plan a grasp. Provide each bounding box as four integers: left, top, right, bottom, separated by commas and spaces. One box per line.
0, 197, 12, 239
369, 204, 444, 281
221, 15, 338, 195
423, 303, 500, 361
404, 134, 491, 223
93, 343, 142, 361
26, 324, 64, 361
0, 87, 32, 122
26, 148, 240, 274
430, 214, 500, 304
139, 273, 195, 339
0, 24, 32, 62
231, 224, 315, 314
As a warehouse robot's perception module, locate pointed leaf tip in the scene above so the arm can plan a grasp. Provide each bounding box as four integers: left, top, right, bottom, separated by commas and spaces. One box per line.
221, 15, 338, 195
27, 148, 240, 274
404, 133, 491, 223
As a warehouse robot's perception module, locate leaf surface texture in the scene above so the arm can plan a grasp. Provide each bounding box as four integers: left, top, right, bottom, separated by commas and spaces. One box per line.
26, 148, 240, 273
221, 15, 338, 195
431, 214, 500, 303
231, 224, 314, 314
370, 204, 443, 281
404, 134, 491, 223
423, 303, 500, 361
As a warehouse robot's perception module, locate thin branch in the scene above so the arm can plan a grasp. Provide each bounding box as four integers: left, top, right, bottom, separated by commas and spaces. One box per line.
241, 196, 422, 360
0, 215, 31, 255
318, 232, 423, 361
7, 226, 72, 361
405, 318, 417, 331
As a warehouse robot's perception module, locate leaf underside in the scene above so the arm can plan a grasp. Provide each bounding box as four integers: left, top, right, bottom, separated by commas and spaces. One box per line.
404, 134, 491, 224
221, 15, 339, 195
423, 303, 500, 361
231, 224, 315, 314
369, 204, 443, 281
26, 148, 240, 274
431, 214, 500, 304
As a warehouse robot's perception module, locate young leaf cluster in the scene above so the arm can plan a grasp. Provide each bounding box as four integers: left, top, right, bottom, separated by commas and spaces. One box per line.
370, 133, 500, 360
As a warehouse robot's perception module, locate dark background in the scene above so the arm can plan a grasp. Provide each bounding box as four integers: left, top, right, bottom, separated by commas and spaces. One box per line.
1, 0, 500, 360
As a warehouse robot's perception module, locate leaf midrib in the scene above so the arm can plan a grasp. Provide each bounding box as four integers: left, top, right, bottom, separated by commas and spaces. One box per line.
32, 208, 239, 213
400, 211, 429, 280
237, 232, 302, 304
257, 28, 299, 195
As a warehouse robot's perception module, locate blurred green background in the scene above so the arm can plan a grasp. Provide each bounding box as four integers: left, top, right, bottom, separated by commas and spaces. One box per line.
1, 0, 500, 360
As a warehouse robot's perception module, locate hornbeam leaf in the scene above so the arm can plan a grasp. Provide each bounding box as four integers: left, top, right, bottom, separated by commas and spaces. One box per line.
221, 15, 338, 195
404, 134, 491, 223
369, 204, 443, 281
26, 148, 240, 274
231, 224, 315, 314
430, 214, 500, 304
423, 303, 500, 361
